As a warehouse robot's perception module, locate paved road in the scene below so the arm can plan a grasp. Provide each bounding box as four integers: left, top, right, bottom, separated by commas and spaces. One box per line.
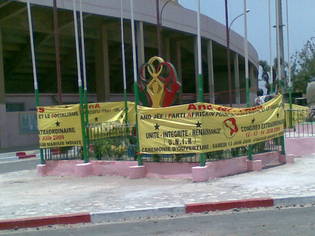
0, 159, 39, 174
3, 206, 315, 236
0, 150, 39, 174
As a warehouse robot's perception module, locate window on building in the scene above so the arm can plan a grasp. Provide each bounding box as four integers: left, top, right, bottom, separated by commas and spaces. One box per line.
6, 103, 25, 112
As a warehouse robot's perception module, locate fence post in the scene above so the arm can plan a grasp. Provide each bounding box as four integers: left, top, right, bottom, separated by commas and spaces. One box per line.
247, 145, 253, 160
288, 87, 293, 128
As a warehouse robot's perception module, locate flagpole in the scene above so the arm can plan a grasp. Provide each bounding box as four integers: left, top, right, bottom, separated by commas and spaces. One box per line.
275, 0, 281, 94
53, 0, 63, 104
243, 0, 250, 107
27, 0, 44, 164
197, 0, 203, 103
73, 0, 88, 163
130, 0, 142, 166
196, 0, 206, 167
79, 0, 90, 148
268, 0, 273, 94
121, 0, 129, 127
243, 0, 253, 160
285, 0, 293, 128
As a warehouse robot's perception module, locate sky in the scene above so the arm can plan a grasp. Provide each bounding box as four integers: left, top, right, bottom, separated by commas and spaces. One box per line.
179, 0, 315, 64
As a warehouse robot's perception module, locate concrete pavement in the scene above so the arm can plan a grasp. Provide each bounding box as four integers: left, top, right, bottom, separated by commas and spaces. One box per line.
1, 154, 315, 230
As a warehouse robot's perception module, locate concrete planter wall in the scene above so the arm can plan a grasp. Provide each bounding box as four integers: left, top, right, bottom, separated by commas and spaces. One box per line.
37, 151, 291, 182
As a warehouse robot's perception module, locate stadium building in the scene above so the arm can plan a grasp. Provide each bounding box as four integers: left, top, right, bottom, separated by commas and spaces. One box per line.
0, 0, 258, 149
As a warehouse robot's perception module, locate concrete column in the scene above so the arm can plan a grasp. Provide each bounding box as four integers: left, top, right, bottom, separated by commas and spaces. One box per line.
250, 64, 257, 105
207, 40, 215, 103
0, 28, 7, 149
234, 53, 240, 105
95, 25, 110, 102
175, 41, 183, 103
163, 37, 171, 61
136, 21, 145, 68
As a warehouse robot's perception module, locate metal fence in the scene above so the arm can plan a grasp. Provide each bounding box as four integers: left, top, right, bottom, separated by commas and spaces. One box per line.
127, 137, 282, 163
42, 146, 82, 161
42, 120, 283, 162
206, 137, 282, 162
285, 108, 315, 137
88, 122, 136, 161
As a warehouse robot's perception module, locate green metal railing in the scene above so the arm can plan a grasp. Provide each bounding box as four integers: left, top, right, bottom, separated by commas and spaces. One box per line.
285, 108, 314, 137
42, 146, 82, 161
41, 136, 282, 163
88, 122, 136, 161
135, 138, 282, 163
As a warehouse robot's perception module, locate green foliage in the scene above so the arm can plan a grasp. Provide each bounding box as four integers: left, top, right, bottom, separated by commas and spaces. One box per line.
259, 60, 271, 73
152, 154, 160, 162
291, 38, 315, 93
92, 138, 127, 160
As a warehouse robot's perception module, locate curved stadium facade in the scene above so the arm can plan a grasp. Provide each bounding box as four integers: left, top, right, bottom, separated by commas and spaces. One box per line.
0, 0, 259, 149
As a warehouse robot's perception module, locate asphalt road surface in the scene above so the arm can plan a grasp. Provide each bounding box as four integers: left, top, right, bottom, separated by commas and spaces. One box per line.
3, 206, 315, 236
0, 159, 38, 174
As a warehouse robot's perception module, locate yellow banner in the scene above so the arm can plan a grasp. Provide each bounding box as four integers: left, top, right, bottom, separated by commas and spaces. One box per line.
138, 95, 284, 154
284, 103, 309, 127
37, 105, 83, 148
88, 101, 135, 125
88, 101, 135, 139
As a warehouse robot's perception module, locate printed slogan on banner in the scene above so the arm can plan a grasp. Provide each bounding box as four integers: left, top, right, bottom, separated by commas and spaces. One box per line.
88, 101, 135, 125
37, 102, 136, 148
88, 101, 135, 139
37, 104, 83, 148
138, 95, 284, 154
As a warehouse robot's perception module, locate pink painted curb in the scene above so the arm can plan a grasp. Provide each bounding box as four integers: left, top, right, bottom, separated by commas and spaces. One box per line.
16, 152, 36, 159
129, 165, 146, 179
247, 160, 263, 171
192, 166, 209, 182
75, 162, 93, 177
0, 213, 91, 230
185, 198, 274, 213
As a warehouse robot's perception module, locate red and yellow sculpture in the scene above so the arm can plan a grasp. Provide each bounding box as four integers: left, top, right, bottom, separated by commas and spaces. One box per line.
138, 56, 181, 107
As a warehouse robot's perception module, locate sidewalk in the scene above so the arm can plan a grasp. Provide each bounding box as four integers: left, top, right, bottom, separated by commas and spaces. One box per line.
1, 154, 315, 229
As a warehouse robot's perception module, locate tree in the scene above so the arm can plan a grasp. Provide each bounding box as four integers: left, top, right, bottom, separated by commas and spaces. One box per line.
259, 60, 271, 94
291, 38, 315, 94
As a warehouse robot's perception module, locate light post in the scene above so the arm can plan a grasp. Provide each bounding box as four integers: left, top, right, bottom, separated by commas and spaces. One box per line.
225, 0, 249, 107
156, 0, 173, 56
229, 9, 249, 106
229, 10, 250, 33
